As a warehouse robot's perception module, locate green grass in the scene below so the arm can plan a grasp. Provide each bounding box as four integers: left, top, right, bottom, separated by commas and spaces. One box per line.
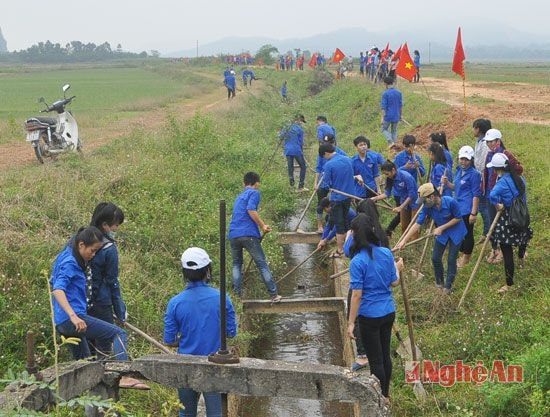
0, 64, 548, 416
422, 62, 550, 84
0, 62, 219, 145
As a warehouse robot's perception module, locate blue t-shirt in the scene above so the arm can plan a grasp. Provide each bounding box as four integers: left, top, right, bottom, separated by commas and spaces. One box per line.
224, 74, 236, 90
50, 245, 88, 325
489, 173, 526, 208
280, 123, 304, 157
164, 281, 237, 355
351, 153, 380, 196
349, 246, 397, 318
281, 84, 287, 97
430, 163, 453, 197
324, 154, 355, 201
444, 149, 454, 173
394, 151, 426, 183
384, 169, 419, 209
453, 166, 482, 216
228, 187, 262, 239
417, 196, 467, 245
317, 123, 336, 142
380, 88, 402, 123
316, 147, 348, 189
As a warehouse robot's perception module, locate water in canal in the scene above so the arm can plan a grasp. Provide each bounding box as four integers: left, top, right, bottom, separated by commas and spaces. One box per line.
240, 215, 353, 416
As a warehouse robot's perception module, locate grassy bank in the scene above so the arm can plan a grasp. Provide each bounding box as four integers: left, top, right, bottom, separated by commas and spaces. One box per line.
1, 64, 548, 416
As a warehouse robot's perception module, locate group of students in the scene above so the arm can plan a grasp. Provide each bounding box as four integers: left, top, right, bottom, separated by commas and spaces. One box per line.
49, 112, 532, 413
49, 169, 284, 416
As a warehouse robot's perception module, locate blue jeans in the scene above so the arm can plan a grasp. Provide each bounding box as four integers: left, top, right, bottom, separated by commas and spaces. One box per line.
87, 303, 115, 359
381, 121, 398, 145
230, 236, 277, 297
286, 154, 306, 188
178, 388, 221, 417
478, 194, 491, 236
56, 314, 128, 360
431, 239, 461, 290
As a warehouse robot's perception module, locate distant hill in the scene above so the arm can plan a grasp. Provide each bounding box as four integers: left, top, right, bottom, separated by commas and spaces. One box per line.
0, 26, 7, 53
167, 21, 550, 62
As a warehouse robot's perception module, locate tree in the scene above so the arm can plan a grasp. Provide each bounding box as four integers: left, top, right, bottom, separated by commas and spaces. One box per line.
255, 44, 279, 65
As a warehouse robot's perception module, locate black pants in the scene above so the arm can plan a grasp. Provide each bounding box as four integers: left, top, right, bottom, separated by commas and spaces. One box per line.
316, 188, 329, 219
358, 312, 395, 397
227, 87, 235, 99
489, 204, 498, 250
500, 243, 527, 286
386, 196, 401, 234
347, 289, 366, 356
460, 214, 475, 255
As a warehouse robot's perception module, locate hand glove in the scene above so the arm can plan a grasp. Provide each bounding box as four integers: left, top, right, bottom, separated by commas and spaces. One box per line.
113, 299, 127, 322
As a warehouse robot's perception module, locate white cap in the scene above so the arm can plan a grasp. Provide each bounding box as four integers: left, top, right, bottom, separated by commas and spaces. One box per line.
486, 153, 509, 168
181, 247, 212, 270
484, 128, 502, 142
458, 145, 474, 160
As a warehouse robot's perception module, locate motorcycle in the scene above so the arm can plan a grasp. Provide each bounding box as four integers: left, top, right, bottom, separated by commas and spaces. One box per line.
24, 84, 81, 163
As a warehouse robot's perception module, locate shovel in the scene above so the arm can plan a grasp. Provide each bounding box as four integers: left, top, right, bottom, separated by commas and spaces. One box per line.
393, 324, 422, 361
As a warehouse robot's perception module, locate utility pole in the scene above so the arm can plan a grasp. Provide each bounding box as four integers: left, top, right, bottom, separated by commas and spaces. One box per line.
428, 42, 431, 64
196, 40, 199, 58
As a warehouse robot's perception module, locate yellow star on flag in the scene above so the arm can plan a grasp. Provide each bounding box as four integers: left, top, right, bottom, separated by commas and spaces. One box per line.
405, 62, 413, 70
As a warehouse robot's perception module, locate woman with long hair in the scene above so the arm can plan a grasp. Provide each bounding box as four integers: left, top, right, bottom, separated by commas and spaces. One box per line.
429, 142, 453, 197
487, 153, 533, 293
347, 213, 403, 401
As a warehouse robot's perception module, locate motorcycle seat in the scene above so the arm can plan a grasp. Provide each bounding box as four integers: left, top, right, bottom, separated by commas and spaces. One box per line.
27, 117, 57, 126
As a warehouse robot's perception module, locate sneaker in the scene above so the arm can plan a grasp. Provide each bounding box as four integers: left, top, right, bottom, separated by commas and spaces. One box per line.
442, 288, 452, 295
270, 294, 282, 303
436, 284, 444, 290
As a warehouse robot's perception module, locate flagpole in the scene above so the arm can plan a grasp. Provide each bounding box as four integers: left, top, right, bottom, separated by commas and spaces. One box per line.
462, 77, 466, 114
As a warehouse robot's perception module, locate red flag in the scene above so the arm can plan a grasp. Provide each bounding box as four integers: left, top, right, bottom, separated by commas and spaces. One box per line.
308, 53, 318, 68
452, 27, 466, 79
333, 48, 345, 64
391, 44, 402, 62
381, 43, 390, 60
395, 43, 416, 82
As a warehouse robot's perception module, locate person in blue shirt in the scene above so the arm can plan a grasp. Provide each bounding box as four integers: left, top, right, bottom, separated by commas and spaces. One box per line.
164, 247, 237, 417
314, 134, 348, 232
316, 197, 357, 250
281, 81, 288, 102
347, 213, 403, 400
487, 153, 532, 293
223, 73, 236, 100
50, 227, 144, 388
319, 142, 355, 257
316, 115, 337, 143
393, 134, 426, 184
359, 51, 366, 77
380, 76, 402, 149
441, 146, 481, 267
228, 172, 281, 302
280, 114, 308, 191
428, 143, 453, 197
413, 50, 420, 83
371, 161, 420, 240
395, 183, 467, 293
87, 202, 127, 359
351, 136, 383, 198
430, 131, 453, 173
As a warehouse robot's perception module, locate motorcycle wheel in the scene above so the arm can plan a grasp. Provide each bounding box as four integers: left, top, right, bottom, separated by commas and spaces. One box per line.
33, 133, 50, 164
76, 139, 83, 154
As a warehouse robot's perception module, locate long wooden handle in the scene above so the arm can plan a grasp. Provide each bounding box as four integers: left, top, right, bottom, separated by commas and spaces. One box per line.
276, 247, 322, 284
294, 188, 318, 231
124, 320, 173, 354
457, 210, 503, 309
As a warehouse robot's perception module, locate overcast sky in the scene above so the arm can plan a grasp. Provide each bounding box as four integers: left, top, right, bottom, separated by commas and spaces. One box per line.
2, 0, 548, 53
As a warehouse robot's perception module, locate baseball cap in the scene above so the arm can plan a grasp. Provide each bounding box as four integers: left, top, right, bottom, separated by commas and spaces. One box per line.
181, 247, 212, 270
458, 145, 475, 160
484, 128, 502, 142
415, 183, 436, 205
486, 153, 509, 168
